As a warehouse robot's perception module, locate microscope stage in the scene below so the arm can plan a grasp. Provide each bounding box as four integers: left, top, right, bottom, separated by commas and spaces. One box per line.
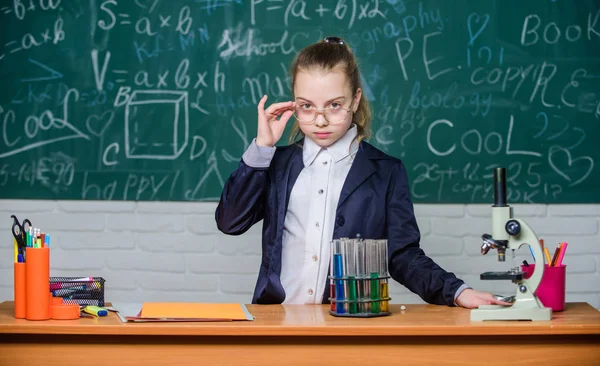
480, 271, 525, 281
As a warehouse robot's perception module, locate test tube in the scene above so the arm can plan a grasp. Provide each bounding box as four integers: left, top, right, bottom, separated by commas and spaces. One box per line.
330, 240, 337, 312
334, 239, 345, 314
341, 238, 351, 313
379, 239, 389, 313
367, 239, 380, 314
345, 238, 358, 314
356, 238, 367, 313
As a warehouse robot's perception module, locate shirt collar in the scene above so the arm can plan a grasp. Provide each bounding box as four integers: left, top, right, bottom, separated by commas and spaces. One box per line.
302, 124, 359, 166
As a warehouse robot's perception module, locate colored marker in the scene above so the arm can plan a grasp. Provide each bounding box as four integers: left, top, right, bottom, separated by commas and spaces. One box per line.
82, 306, 108, 317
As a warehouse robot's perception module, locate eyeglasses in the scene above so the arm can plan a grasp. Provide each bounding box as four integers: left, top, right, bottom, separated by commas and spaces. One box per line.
323, 36, 345, 45
293, 101, 354, 125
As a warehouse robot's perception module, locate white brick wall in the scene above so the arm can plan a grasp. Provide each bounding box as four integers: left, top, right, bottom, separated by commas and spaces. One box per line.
1, 200, 598, 310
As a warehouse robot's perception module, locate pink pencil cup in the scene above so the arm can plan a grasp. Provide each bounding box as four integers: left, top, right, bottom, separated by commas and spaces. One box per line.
521, 264, 566, 312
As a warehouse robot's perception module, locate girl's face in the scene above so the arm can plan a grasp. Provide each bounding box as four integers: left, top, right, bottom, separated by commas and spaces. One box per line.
293, 68, 362, 148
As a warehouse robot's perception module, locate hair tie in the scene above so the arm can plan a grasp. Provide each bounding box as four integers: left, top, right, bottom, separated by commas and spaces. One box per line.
323, 36, 345, 45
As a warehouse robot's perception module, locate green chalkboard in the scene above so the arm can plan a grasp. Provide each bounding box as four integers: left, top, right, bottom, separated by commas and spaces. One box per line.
0, 0, 598, 203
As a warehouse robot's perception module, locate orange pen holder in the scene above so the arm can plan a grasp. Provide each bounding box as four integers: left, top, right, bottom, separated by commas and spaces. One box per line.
14, 247, 81, 320
25, 247, 51, 320
14, 262, 26, 318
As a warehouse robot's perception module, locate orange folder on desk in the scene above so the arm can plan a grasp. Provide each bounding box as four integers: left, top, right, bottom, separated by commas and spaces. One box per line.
138, 302, 254, 322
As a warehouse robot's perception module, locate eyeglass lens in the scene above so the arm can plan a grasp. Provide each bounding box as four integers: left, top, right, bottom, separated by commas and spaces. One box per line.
294, 105, 349, 124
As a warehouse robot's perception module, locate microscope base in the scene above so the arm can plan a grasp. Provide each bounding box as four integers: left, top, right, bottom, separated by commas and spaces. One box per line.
470, 304, 552, 321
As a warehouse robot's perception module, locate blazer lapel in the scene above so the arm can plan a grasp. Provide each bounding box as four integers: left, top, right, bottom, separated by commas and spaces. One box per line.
275, 145, 304, 222
337, 142, 377, 208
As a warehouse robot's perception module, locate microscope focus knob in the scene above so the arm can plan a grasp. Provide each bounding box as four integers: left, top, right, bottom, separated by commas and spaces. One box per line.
505, 219, 521, 236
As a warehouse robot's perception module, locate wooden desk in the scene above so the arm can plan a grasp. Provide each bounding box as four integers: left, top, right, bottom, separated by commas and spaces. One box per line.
1, 301, 599, 365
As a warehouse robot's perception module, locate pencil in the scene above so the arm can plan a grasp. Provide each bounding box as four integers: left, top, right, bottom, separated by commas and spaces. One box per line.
543, 247, 552, 265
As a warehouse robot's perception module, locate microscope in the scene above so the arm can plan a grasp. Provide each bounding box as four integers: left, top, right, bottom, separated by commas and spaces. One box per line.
470, 167, 552, 321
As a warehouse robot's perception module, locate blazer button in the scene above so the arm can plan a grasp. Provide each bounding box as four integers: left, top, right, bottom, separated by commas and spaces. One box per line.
336, 216, 345, 227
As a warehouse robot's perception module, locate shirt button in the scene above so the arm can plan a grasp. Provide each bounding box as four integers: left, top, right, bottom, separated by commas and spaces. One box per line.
312, 255, 318, 262
308, 289, 314, 295
322, 161, 328, 166
318, 189, 324, 195
315, 222, 320, 228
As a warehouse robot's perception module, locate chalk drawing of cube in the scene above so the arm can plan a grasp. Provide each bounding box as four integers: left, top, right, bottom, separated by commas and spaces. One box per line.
125, 90, 189, 160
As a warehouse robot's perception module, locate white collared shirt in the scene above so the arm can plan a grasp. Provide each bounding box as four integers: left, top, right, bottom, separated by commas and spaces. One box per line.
241, 125, 470, 305
279, 125, 359, 304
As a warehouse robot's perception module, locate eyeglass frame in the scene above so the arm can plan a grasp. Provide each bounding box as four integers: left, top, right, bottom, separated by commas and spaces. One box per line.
292, 98, 356, 125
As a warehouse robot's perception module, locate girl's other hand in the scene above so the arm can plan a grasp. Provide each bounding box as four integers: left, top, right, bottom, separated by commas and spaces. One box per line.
256, 95, 295, 147
455, 289, 513, 309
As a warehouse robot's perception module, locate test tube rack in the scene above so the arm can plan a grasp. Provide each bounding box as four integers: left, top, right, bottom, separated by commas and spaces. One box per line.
328, 238, 392, 318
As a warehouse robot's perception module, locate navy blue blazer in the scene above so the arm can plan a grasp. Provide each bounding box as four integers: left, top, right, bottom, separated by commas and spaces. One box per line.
215, 140, 465, 306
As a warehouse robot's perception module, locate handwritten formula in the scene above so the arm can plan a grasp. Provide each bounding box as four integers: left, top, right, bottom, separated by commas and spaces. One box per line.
0, 0, 598, 203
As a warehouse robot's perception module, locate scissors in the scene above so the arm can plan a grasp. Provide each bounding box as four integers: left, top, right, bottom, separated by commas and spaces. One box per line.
11, 215, 32, 254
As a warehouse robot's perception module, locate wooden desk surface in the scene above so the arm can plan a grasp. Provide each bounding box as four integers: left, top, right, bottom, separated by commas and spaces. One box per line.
1, 301, 599, 336
2, 302, 599, 366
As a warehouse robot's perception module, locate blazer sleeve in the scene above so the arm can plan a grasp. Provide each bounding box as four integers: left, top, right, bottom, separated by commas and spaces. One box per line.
386, 161, 465, 306
215, 159, 270, 235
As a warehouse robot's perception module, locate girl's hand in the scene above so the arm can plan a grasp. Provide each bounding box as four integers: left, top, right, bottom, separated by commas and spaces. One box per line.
256, 95, 295, 147
455, 289, 513, 309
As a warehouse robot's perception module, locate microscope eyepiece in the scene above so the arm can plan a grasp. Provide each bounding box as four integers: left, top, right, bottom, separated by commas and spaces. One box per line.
493, 167, 507, 207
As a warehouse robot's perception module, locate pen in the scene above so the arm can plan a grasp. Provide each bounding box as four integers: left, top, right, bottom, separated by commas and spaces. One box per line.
50, 280, 96, 291
14, 238, 18, 263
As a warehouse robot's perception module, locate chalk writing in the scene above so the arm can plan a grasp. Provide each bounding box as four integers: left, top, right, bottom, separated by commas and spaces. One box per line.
0, 0, 597, 203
